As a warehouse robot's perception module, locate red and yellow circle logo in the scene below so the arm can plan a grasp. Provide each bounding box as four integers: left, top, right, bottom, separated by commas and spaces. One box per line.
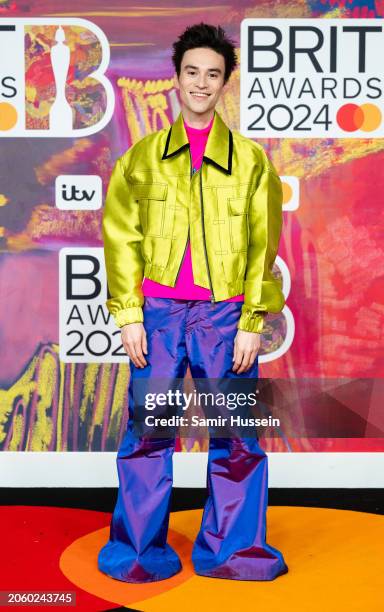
0, 102, 18, 131
336, 103, 381, 132
282, 181, 293, 206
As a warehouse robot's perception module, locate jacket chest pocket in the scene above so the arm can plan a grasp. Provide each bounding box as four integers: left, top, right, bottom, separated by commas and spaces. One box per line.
227, 196, 249, 253
132, 182, 168, 237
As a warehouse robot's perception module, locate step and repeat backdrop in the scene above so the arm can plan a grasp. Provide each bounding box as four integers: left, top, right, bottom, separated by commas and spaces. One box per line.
0, 2, 383, 481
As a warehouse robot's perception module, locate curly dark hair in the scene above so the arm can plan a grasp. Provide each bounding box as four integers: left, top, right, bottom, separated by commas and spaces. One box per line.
171, 22, 238, 84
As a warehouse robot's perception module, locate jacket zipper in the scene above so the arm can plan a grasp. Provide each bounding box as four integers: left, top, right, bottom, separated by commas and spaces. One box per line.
199, 161, 215, 303
173, 149, 192, 285
174, 149, 215, 303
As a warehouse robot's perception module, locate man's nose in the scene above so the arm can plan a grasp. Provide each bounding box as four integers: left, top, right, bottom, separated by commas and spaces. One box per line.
196, 75, 208, 88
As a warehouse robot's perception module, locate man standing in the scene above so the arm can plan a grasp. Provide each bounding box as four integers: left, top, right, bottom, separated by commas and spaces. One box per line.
98, 23, 288, 583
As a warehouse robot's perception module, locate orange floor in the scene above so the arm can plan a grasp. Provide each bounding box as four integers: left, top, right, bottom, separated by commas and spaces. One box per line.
60, 506, 383, 611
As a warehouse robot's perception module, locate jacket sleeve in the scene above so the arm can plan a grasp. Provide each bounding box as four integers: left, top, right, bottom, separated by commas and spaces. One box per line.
237, 146, 285, 334
102, 155, 145, 328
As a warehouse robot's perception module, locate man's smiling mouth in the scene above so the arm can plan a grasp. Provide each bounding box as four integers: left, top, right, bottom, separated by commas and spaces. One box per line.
190, 92, 210, 97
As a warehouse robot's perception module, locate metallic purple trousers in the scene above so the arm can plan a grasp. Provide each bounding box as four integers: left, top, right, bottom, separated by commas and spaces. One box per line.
98, 297, 288, 582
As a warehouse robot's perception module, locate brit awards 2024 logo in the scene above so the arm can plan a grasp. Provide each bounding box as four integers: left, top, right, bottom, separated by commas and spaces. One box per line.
59, 248, 126, 363
0, 18, 114, 136
240, 18, 383, 138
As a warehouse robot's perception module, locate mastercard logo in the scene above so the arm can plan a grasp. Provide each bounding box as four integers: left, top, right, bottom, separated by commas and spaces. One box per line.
282, 182, 293, 205
336, 103, 381, 132
281, 176, 299, 212
0, 102, 18, 131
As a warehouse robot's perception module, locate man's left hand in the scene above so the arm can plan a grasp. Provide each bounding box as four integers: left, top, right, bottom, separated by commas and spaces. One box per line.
232, 329, 261, 373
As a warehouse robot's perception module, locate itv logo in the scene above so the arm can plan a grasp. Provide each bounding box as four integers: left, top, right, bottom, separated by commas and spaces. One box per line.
55, 175, 103, 210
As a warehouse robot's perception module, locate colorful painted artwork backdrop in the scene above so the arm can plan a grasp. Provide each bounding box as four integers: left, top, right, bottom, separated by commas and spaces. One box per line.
0, 0, 383, 454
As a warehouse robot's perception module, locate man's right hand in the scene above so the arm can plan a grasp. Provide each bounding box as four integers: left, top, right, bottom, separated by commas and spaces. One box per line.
121, 322, 148, 368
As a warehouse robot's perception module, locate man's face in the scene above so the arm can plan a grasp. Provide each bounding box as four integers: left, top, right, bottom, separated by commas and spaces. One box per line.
174, 47, 226, 117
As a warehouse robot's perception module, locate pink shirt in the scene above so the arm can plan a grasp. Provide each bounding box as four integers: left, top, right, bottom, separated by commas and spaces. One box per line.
142, 115, 244, 302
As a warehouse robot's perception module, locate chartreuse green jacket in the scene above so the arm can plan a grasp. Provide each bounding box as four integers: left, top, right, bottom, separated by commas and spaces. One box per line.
102, 109, 285, 333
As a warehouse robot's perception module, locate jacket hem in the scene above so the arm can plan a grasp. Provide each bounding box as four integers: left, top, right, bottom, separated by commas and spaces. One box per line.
143, 263, 244, 301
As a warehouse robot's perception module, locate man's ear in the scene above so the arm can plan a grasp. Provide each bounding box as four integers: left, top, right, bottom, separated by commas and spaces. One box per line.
173, 72, 179, 90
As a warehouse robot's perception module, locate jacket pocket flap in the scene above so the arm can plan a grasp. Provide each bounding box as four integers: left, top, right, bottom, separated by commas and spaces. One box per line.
228, 196, 248, 215
132, 182, 168, 200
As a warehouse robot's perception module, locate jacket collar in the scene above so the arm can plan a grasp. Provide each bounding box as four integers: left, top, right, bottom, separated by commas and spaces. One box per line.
161, 109, 233, 175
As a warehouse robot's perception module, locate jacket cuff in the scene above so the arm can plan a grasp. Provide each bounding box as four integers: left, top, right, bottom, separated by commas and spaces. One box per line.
237, 311, 266, 334
114, 306, 144, 328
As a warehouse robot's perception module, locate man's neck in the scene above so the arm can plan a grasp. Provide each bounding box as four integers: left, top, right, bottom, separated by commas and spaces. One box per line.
181, 107, 215, 130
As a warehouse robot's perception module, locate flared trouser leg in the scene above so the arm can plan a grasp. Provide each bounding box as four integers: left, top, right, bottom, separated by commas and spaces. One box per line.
97, 298, 188, 583
187, 300, 288, 581
191, 436, 288, 580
